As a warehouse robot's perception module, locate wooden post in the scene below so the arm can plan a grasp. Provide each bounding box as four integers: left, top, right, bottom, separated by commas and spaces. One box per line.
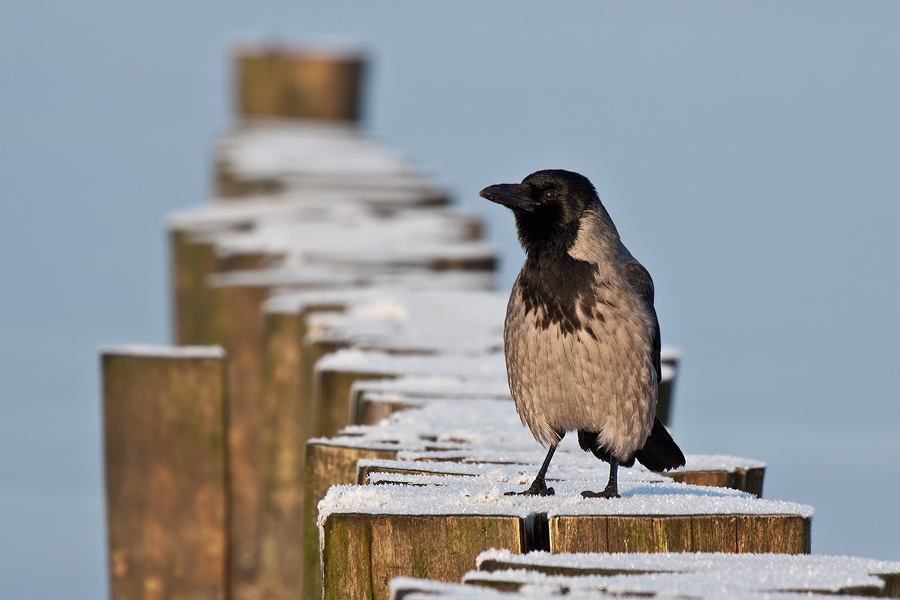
256, 310, 308, 600
255, 303, 352, 600
665, 466, 766, 498
317, 476, 812, 599
171, 230, 220, 346
169, 221, 268, 346
315, 367, 395, 437
236, 46, 366, 122
303, 442, 399, 600
321, 513, 524, 600
302, 339, 351, 435
103, 346, 228, 600
548, 514, 810, 554
210, 278, 273, 600
471, 552, 900, 596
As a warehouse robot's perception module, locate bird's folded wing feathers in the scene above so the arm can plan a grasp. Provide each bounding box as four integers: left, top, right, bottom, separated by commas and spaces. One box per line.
620, 260, 662, 383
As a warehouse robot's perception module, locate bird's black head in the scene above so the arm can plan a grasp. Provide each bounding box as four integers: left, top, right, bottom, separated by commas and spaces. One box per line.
480, 169, 603, 253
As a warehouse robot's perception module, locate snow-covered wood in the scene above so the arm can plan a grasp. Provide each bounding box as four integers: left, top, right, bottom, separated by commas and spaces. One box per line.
469, 549, 900, 597
319, 475, 812, 600
215, 120, 442, 197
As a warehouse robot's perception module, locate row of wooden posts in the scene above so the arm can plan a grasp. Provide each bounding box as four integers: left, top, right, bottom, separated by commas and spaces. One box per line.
101, 46, 891, 600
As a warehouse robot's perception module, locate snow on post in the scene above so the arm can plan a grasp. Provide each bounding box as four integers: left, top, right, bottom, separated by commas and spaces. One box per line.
468, 549, 900, 597
318, 474, 813, 600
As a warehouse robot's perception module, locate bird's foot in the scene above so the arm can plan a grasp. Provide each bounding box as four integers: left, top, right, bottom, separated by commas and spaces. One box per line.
581, 484, 619, 499
505, 478, 555, 497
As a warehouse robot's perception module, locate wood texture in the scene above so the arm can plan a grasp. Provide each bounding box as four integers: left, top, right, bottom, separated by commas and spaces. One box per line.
211, 280, 273, 600
236, 48, 365, 121
356, 396, 417, 425
735, 514, 811, 554
170, 223, 268, 347
548, 515, 608, 554
302, 340, 348, 436
303, 443, 398, 600
170, 229, 279, 600
103, 350, 228, 600
171, 230, 219, 346
549, 513, 810, 555
257, 310, 308, 600
314, 368, 395, 437
665, 466, 765, 498
321, 513, 524, 600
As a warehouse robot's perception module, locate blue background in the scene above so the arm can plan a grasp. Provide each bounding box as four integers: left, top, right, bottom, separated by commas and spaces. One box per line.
2, 2, 899, 597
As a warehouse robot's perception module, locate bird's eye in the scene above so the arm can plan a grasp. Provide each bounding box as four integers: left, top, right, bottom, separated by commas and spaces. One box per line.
542, 189, 557, 201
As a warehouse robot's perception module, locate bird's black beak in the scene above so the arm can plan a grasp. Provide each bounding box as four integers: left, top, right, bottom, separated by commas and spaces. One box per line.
479, 183, 536, 213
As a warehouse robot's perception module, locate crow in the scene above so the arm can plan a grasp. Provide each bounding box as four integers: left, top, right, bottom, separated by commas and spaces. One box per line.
480, 169, 685, 498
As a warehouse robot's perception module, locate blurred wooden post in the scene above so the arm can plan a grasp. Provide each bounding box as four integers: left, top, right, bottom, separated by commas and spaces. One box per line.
314, 365, 392, 438
170, 230, 219, 346
256, 309, 311, 600
103, 346, 228, 600
169, 218, 268, 346
210, 278, 273, 600
236, 46, 366, 122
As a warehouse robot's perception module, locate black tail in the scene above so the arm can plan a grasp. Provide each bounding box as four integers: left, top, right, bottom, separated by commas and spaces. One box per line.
633, 418, 685, 472
579, 418, 685, 472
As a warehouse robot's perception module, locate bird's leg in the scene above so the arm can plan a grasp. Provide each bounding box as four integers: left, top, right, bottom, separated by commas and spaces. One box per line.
506, 444, 557, 496
581, 458, 621, 499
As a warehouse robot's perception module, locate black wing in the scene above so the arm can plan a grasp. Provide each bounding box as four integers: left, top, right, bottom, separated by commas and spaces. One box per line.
621, 260, 661, 383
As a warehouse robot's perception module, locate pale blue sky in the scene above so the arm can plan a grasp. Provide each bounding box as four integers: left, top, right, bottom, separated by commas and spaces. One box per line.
2, 2, 899, 598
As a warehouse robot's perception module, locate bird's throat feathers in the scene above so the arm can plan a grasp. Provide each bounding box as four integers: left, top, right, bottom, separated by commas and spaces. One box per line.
514, 204, 620, 260
516, 250, 603, 337
513, 206, 627, 339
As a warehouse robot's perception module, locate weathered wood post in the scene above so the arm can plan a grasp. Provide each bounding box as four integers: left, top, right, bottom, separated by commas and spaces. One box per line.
256, 307, 314, 600
235, 45, 366, 122
103, 346, 228, 600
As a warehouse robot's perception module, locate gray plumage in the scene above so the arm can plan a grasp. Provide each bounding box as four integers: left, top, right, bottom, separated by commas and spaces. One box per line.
480, 169, 684, 498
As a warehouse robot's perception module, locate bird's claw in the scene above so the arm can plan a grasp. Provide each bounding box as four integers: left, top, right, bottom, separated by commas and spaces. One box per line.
505, 480, 555, 496
581, 486, 619, 499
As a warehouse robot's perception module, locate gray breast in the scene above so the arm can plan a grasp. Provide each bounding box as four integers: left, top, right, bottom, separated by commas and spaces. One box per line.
503, 270, 657, 461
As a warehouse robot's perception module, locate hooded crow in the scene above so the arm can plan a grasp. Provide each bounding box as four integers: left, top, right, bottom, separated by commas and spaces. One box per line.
480, 169, 685, 498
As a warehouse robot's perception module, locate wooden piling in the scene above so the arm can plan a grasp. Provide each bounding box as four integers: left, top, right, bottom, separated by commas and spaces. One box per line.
666, 466, 765, 498
103, 346, 228, 600
303, 442, 399, 600
319, 477, 813, 600
171, 229, 220, 346
471, 551, 900, 597
208, 276, 276, 600
236, 46, 366, 122
170, 223, 267, 346
256, 310, 308, 600
548, 514, 809, 554
321, 513, 524, 600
